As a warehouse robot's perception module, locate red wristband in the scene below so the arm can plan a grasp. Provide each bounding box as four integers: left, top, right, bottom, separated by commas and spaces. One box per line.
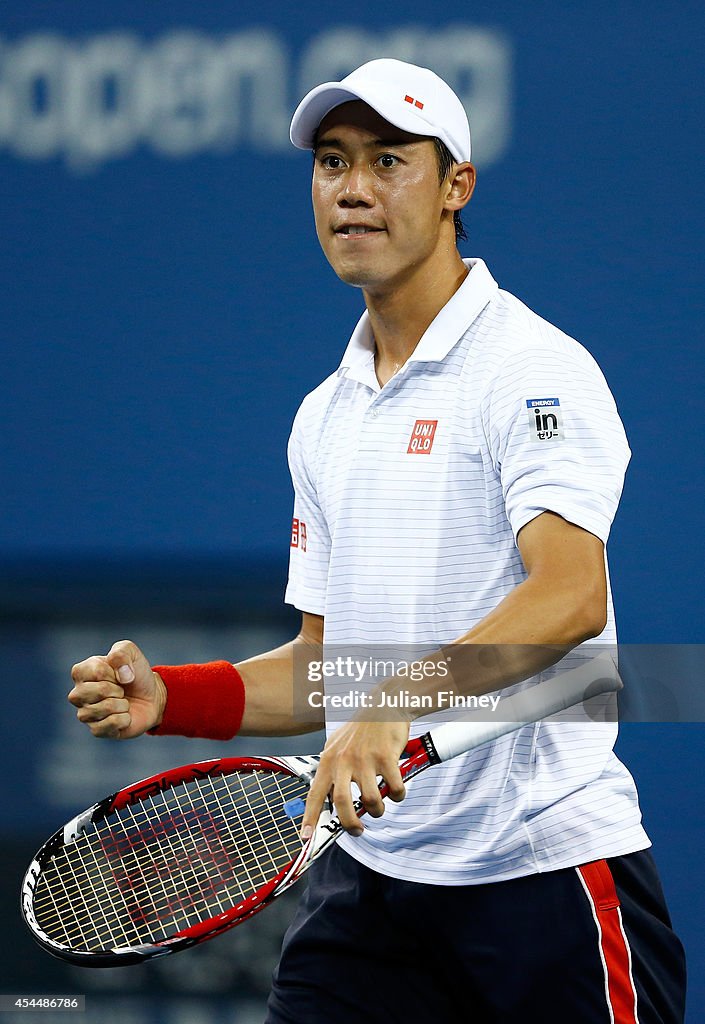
148, 661, 245, 740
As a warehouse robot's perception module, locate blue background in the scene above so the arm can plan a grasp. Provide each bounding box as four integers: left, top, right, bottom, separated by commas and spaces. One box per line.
1, 2, 702, 1020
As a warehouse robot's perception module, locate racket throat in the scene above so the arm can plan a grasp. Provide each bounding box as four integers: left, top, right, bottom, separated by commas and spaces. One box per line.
398, 735, 441, 785
418, 733, 442, 765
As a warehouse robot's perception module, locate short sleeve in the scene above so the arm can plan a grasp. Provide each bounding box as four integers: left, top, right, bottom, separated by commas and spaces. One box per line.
480, 343, 631, 544
284, 404, 331, 615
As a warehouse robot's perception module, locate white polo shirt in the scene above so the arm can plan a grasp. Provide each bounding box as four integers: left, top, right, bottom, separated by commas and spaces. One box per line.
285, 257, 649, 884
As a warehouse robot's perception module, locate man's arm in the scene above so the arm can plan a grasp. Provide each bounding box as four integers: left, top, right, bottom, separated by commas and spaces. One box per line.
424, 509, 607, 693
237, 611, 325, 735
461, 510, 607, 644
68, 611, 326, 739
300, 511, 609, 837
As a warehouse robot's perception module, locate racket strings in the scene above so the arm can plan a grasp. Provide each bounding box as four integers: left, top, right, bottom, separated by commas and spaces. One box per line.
31, 769, 308, 952
34, 775, 302, 941
33, 772, 305, 949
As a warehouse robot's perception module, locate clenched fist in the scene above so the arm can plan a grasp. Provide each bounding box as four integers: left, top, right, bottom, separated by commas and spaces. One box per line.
68, 639, 166, 739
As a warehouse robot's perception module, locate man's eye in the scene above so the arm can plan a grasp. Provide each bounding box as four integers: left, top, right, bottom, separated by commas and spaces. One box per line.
378, 154, 399, 168
321, 155, 344, 169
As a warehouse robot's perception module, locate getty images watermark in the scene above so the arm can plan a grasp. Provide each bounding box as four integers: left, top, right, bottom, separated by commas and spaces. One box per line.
306, 655, 501, 713
293, 644, 625, 724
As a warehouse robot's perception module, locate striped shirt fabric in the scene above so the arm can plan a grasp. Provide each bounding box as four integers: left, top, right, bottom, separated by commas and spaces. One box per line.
285, 257, 650, 884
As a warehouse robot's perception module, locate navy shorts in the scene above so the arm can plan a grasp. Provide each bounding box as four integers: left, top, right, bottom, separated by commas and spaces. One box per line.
265, 845, 686, 1024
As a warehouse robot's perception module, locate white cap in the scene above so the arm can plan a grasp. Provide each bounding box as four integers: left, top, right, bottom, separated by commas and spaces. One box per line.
290, 58, 471, 164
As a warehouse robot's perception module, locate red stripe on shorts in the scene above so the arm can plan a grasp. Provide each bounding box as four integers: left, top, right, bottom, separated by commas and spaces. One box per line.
577, 860, 639, 1023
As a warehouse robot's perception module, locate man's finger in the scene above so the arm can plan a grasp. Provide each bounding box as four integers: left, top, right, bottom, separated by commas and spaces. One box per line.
300, 771, 331, 841
70, 656, 117, 685
106, 640, 140, 684
87, 712, 132, 739
358, 774, 385, 818
382, 763, 406, 803
76, 696, 130, 723
332, 779, 363, 837
68, 680, 125, 707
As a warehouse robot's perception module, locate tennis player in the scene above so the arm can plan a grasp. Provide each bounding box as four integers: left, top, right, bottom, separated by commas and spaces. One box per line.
69, 60, 686, 1022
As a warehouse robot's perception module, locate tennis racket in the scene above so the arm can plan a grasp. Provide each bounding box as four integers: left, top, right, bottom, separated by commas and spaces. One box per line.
22, 654, 619, 966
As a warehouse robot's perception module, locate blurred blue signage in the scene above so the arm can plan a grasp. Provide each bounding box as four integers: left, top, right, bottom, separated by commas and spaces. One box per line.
0, 26, 511, 171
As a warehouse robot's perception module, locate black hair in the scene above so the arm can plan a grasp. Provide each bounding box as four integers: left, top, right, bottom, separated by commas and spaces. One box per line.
433, 138, 467, 243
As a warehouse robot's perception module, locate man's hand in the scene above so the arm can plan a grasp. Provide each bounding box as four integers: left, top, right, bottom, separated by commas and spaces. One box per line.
300, 719, 410, 840
68, 640, 166, 739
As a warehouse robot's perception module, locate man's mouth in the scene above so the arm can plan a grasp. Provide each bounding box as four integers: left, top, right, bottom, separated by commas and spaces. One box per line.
335, 226, 384, 236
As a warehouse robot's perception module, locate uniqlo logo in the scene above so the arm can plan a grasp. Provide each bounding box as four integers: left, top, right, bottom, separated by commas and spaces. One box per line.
290, 518, 307, 551
407, 419, 438, 454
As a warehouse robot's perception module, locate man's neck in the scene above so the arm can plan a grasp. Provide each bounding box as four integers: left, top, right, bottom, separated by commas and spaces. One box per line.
364, 251, 469, 386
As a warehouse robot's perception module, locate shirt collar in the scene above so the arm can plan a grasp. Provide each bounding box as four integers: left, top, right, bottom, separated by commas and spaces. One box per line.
337, 258, 498, 387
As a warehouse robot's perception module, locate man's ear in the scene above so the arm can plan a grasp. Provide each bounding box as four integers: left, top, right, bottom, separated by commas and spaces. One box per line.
444, 163, 476, 213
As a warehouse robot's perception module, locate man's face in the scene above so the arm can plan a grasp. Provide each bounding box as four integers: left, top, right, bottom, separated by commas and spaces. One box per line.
311, 101, 453, 294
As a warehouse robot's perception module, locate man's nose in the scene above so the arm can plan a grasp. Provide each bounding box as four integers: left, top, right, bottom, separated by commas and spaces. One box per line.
337, 165, 375, 207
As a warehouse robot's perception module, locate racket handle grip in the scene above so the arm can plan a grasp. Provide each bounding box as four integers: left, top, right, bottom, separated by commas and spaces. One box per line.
429, 653, 621, 764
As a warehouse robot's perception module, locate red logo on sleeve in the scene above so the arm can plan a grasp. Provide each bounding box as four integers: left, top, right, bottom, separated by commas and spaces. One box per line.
291, 518, 307, 551
407, 419, 438, 454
